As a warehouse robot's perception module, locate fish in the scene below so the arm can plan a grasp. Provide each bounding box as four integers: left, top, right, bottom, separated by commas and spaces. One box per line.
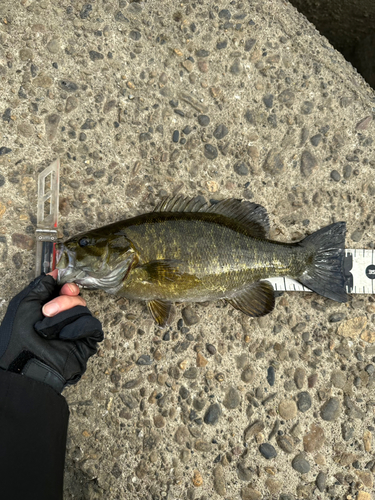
56, 196, 350, 326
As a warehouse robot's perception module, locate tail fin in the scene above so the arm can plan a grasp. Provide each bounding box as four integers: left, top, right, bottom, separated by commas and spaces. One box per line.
298, 222, 350, 303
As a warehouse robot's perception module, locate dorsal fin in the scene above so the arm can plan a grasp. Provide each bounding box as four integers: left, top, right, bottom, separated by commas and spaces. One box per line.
154, 195, 208, 213
206, 199, 269, 237
154, 196, 269, 238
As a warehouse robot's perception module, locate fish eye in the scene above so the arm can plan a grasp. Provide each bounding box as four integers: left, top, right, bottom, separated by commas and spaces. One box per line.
79, 237, 90, 247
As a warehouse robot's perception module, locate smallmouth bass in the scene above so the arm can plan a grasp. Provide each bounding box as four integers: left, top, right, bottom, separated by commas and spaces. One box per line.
56, 197, 350, 326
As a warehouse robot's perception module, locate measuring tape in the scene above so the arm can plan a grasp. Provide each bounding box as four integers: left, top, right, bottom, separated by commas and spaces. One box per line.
267, 249, 374, 294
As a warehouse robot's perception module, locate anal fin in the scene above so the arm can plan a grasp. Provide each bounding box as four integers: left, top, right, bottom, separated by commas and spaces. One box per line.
226, 281, 275, 317
148, 300, 172, 327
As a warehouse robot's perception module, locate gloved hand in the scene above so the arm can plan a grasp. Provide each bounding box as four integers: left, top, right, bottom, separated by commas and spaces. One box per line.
0, 273, 103, 393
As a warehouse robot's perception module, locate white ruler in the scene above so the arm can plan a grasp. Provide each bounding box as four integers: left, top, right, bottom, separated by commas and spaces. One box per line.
267, 249, 374, 294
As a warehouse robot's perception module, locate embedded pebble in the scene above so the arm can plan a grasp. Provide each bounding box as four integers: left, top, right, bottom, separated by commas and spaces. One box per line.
296, 391, 312, 413
181, 306, 200, 326
204, 403, 221, 425
278, 399, 297, 420
320, 397, 341, 421
292, 453, 310, 473
223, 386, 240, 409
204, 144, 218, 160
213, 124, 228, 140
198, 115, 210, 126
303, 423, 325, 452
316, 471, 326, 492
259, 443, 277, 459
267, 366, 275, 386
276, 434, 295, 453
213, 465, 226, 496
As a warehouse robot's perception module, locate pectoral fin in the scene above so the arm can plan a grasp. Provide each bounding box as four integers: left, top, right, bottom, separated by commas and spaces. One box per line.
226, 281, 275, 317
148, 300, 172, 327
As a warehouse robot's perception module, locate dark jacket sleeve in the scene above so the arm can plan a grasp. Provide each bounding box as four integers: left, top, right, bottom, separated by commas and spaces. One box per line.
0, 370, 69, 500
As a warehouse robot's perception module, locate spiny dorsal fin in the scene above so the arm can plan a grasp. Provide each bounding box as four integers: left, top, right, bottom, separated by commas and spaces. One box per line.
226, 280, 275, 317
154, 195, 208, 213
148, 300, 172, 327
154, 196, 269, 238
206, 199, 269, 237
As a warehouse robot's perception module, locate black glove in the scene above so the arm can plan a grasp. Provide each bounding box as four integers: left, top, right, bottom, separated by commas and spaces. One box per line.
0, 274, 104, 393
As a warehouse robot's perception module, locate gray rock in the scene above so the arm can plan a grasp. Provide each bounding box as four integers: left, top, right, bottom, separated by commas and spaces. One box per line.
244, 38, 256, 52
181, 306, 200, 326
130, 30, 141, 41
276, 434, 294, 453
300, 150, 318, 177
320, 397, 341, 421
213, 124, 228, 140
259, 443, 277, 459
351, 229, 363, 242
204, 144, 218, 160
262, 149, 284, 175
263, 94, 274, 109
316, 471, 326, 492
294, 367, 306, 389
198, 115, 210, 126
230, 59, 241, 75
0, 147, 11, 156
204, 403, 221, 425
296, 392, 312, 412
310, 133, 322, 146
136, 355, 153, 366
45, 114, 60, 142
301, 101, 314, 114
65, 96, 78, 113
237, 461, 254, 481
292, 453, 310, 473
213, 465, 226, 496
59, 80, 78, 92
183, 367, 198, 379
278, 89, 295, 107
330, 170, 341, 181
223, 386, 240, 409
81, 119, 97, 130
80, 4, 92, 19
267, 366, 275, 386
89, 50, 104, 61
241, 366, 255, 383
234, 162, 249, 176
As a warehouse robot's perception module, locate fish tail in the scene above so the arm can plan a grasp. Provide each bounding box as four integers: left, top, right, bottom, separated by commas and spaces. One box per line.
298, 222, 350, 302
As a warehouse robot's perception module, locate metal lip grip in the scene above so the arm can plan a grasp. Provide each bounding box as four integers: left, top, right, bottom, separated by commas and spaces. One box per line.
35, 159, 60, 277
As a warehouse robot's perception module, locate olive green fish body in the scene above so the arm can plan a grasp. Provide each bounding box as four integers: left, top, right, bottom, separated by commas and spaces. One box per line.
56, 197, 349, 326
119, 212, 308, 302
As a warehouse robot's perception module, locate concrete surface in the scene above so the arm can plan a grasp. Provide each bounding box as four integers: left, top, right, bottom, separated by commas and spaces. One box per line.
1, 0, 375, 499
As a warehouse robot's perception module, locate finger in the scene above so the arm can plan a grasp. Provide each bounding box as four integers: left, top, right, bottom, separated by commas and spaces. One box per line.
60, 282, 80, 296
42, 295, 86, 317
47, 269, 58, 280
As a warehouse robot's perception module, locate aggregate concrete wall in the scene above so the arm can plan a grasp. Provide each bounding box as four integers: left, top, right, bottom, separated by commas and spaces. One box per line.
1, 1, 375, 499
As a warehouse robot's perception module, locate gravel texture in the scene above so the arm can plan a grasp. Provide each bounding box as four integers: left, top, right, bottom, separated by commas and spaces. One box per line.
0, 0, 375, 499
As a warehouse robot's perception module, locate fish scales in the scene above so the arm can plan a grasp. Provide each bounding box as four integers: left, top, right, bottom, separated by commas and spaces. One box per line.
122, 212, 305, 301
56, 197, 349, 326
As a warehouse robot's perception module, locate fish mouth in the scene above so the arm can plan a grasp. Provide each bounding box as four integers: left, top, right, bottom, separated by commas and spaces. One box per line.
55, 244, 82, 285
55, 243, 133, 292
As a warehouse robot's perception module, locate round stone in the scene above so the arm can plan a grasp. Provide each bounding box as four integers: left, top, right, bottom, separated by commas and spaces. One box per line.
276, 434, 295, 454
241, 366, 255, 383
198, 115, 210, 126
204, 403, 221, 425
234, 162, 249, 176
259, 443, 277, 459
330, 170, 341, 181
204, 144, 218, 160
223, 386, 240, 409
278, 399, 297, 420
320, 397, 341, 421
296, 391, 312, 412
213, 124, 228, 140
292, 453, 310, 474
